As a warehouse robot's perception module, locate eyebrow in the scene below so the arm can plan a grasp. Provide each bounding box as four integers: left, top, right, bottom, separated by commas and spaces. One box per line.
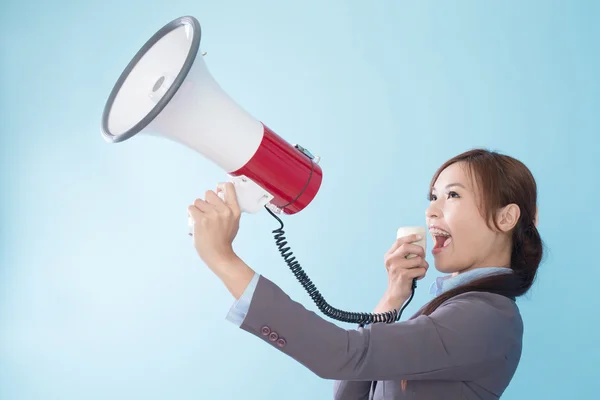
430, 182, 466, 191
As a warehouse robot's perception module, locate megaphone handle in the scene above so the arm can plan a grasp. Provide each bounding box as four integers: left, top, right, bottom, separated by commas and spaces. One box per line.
188, 175, 274, 236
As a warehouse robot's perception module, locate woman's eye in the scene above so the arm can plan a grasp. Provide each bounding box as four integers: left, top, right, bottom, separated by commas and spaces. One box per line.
429, 193, 437, 201
448, 191, 460, 198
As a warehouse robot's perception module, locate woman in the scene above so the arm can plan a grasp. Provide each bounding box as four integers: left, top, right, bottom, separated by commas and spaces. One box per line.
187, 149, 543, 399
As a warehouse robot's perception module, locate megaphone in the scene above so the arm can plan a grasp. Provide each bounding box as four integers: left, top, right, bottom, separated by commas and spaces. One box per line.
100, 15, 322, 217
100, 16, 415, 327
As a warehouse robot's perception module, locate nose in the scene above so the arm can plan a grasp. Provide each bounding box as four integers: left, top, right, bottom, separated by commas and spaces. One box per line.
425, 202, 441, 221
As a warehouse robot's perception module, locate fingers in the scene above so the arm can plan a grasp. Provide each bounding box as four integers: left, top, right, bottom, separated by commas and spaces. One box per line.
190, 192, 224, 219
187, 204, 204, 224
203, 187, 237, 215
189, 182, 241, 226
386, 253, 428, 271
387, 257, 428, 282
204, 190, 227, 210
385, 247, 429, 276
385, 234, 424, 257
389, 242, 426, 260
194, 197, 214, 213
405, 266, 428, 281
218, 182, 240, 211
215, 182, 241, 216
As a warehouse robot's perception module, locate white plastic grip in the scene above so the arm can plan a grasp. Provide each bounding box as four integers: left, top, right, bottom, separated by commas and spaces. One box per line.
396, 226, 427, 259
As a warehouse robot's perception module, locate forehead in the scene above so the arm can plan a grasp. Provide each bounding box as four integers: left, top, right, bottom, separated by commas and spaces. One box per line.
432, 162, 475, 190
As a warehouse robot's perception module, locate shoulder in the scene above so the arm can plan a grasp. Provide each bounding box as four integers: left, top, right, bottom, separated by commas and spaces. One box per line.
416, 291, 522, 319
409, 292, 523, 371
440, 291, 522, 320
434, 291, 522, 321
425, 291, 524, 345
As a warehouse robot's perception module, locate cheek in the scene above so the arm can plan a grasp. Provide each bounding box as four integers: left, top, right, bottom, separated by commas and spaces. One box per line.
446, 208, 486, 247
444, 207, 466, 235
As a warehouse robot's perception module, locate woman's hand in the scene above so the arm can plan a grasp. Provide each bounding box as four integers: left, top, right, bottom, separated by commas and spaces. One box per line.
187, 182, 255, 299
374, 234, 429, 313
188, 182, 241, 270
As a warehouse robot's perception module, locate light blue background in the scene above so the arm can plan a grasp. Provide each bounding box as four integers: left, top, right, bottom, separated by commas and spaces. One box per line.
1, 1, 598, 399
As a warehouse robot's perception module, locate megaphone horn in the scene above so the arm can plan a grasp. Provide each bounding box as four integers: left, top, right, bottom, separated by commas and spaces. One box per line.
101, 16, 323, 217
101, 16, 421, 327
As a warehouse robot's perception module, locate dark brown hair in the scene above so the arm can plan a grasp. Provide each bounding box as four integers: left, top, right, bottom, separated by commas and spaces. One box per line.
421, 148, 543, 315
400, 148, 543, 391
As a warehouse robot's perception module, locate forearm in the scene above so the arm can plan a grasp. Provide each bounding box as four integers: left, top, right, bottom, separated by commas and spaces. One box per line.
373, 295, 406, 315
210, 253, 256, 300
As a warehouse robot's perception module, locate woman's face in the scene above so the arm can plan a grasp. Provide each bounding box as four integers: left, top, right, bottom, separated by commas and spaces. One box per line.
425, 162, 509, 274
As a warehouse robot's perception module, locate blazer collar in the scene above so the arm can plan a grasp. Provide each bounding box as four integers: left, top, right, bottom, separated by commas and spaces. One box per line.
429, 267, 513, 297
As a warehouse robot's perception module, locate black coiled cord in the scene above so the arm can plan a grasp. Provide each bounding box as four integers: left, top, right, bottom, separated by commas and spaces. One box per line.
265, 206, 417, 325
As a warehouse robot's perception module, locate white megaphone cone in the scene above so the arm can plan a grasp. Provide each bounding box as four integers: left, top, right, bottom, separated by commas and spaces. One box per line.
101, 16, 323, 234
99, 17, 416, 328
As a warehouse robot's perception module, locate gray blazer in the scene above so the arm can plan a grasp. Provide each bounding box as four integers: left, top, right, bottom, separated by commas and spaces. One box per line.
239, 275, 523, 399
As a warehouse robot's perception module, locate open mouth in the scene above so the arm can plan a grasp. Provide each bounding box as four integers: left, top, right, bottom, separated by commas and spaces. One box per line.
430, 227, 452, 254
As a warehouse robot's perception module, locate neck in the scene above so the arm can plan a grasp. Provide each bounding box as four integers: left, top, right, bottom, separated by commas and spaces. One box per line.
456, 234, 513, 276
456, 252, 512, 276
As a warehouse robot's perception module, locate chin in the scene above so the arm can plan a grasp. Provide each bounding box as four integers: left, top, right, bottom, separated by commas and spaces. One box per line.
433, 255, 463, 274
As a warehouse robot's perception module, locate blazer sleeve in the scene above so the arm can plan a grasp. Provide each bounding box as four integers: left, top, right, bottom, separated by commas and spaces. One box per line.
332, 380, 371, 400
239, 275, 520, 382
331, 324, 373, 400
225, 272, 260, 326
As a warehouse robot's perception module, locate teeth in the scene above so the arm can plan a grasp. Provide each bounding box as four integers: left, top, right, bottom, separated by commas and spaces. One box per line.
430, 228, 451, 237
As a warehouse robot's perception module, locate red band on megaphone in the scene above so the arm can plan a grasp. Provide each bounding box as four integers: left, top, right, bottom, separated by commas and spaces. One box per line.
230, 124, 322, 215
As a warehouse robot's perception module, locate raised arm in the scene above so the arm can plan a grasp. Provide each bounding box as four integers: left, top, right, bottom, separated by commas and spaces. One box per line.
239, 275, 521, 382
186, 186, 521, 388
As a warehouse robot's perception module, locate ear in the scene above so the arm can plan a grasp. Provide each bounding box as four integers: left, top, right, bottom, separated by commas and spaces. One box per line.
496, 203, 520, 232
533, 206, 539, 227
